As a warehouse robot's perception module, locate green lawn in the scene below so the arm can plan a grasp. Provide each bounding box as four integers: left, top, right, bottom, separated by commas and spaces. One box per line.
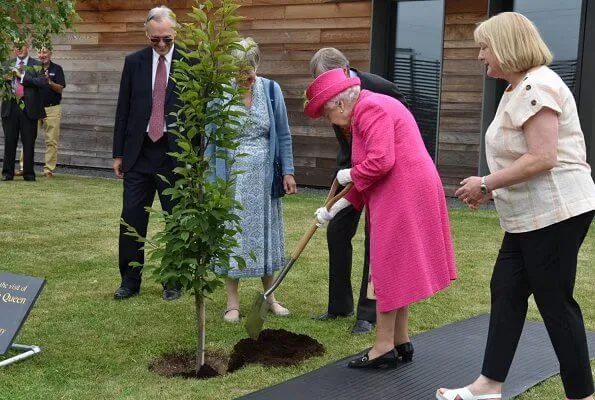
0, 175, 593, 400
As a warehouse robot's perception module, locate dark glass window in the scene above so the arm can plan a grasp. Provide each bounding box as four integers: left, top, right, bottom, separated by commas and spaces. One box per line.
393, 0, 444, 160
514, 0, 582, 93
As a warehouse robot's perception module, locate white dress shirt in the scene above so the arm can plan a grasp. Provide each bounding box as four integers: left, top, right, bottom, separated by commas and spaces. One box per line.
147, 45, 174, 133
14, 56, 29, 89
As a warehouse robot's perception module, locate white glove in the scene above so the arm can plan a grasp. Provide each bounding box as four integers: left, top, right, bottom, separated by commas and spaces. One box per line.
314, 198, 351, 228
315, 207, 332, 228
336, 168, 352, 186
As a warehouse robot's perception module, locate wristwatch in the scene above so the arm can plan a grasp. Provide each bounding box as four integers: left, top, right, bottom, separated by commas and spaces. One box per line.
480, 176, 489, 195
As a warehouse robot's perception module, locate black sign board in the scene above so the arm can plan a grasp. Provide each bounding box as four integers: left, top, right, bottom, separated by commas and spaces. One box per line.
0, 272, 45, 355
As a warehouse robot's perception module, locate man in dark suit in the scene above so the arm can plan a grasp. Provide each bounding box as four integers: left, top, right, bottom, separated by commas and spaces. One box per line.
2, 44, 47, 181
112, 6, 182, 301
309, 47, 408, 334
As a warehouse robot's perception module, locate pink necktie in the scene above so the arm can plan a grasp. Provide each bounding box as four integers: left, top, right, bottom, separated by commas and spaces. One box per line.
148, 56, 167, 142
15, 60, 24, 98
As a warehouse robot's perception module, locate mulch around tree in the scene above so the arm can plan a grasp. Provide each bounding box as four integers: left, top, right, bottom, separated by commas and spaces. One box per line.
149, 349, 228, 379
149, 329, 325, 379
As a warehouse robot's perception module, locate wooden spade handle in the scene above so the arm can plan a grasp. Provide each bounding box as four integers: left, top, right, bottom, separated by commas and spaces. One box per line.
263, 179, 352, 298
325, 178, 340, 204
289, 182, 353, 260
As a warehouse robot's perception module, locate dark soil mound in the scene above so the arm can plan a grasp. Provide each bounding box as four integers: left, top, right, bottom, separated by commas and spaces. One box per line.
228, 329, 325, 372
149, 350, 228, 379
149, 329, 325, 379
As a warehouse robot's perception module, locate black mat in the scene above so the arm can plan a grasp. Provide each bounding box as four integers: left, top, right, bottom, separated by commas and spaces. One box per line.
239, 315, 595, 399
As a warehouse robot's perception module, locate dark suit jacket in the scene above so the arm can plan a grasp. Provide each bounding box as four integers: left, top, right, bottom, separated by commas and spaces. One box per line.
1, 58, 47, 120
113, 46, 182, 172
333, 68, 408, 170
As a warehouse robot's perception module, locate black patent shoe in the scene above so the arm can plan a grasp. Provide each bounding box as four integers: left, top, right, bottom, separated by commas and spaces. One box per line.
347, 348, 398, 369
395, 341, 414, 362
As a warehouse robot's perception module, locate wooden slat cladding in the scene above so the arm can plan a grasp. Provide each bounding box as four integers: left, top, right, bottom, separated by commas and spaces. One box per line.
437, 0, 488, 196
249, 17, 370, 30
0, 1, 372, 186
285, 3, 371, 19
445, 0, 487, 14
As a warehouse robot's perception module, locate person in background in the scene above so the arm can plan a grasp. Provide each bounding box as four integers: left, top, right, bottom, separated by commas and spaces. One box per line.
1, 43, 46, 182
112, 6, 182, 301
306, 68, 456, 369
308, 47, 409, 335
211, 37, 297, 323
437, 12, 595, 400
16, 46, 65, 178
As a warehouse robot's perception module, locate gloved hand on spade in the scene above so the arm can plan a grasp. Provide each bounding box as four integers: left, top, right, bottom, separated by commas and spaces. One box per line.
314, 197, 351, 228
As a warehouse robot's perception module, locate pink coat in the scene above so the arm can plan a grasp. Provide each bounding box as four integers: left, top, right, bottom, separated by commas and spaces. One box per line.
345, 90, 457, 312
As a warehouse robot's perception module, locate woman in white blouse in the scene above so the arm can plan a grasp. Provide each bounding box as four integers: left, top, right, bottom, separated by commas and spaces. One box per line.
437, 12, 595, 400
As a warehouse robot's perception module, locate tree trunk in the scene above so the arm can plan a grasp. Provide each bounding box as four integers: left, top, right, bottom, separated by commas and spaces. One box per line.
195, 289, 206, 372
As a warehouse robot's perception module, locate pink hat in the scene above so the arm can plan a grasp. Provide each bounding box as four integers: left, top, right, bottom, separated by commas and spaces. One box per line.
304, 68, 361, 119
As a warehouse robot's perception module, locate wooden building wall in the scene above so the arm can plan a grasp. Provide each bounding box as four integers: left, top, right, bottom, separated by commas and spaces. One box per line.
0, 0, 372, 187
436, 0, 487, 195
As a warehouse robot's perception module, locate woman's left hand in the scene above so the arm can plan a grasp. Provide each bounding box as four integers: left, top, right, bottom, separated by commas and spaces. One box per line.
455, 176, 485, 208
283, 175, 297, 195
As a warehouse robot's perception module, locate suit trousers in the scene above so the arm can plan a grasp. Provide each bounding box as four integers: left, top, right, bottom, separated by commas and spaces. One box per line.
118, 136, 176, 289
2, 100, 38, 180
481, 210, 594, 399
18, 105, 62, 173
326, 202, 376, 323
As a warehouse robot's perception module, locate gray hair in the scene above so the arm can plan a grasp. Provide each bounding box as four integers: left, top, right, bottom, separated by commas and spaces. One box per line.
145, 6, 178, 28
232, 37, 261, 70
310, 47, 349, 77
324, 86, 361, 111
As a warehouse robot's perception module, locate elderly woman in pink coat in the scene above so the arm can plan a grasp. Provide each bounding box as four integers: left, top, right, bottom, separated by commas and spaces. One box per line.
304, 68, 457, 369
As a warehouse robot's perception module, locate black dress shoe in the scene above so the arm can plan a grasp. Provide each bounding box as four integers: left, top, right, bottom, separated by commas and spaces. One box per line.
313, 311, 354, 321
351, 319, 374, 335
395, 341, 414, 362
162, 288, 181, 301
347, 348, 398, 369
1, 176, 13, 181
113, 286, 139, 300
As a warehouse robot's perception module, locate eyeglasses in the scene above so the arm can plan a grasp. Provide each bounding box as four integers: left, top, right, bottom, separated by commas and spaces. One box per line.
149, 36, 174, 44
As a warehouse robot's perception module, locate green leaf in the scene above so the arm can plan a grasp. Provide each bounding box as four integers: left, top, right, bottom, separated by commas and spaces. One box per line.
249, 250, 257, 262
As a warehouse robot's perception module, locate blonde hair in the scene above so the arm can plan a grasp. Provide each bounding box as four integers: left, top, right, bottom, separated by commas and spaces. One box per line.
231, 37, 260, 70
474, 12, 552, 73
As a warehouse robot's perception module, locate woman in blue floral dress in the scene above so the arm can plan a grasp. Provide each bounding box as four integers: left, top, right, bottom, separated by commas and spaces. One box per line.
220, 38, 297, 323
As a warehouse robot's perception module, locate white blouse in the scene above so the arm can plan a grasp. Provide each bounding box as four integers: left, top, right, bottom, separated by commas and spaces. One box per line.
485, 66, 595, 233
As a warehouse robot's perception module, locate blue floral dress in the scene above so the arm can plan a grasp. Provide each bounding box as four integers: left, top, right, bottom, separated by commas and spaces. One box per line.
226, 77, 285, 278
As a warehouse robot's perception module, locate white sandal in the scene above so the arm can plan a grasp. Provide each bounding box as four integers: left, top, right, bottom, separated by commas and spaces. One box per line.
223, 308, 240, 323
436, 388, 502, 400
268, 301, 290, 316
